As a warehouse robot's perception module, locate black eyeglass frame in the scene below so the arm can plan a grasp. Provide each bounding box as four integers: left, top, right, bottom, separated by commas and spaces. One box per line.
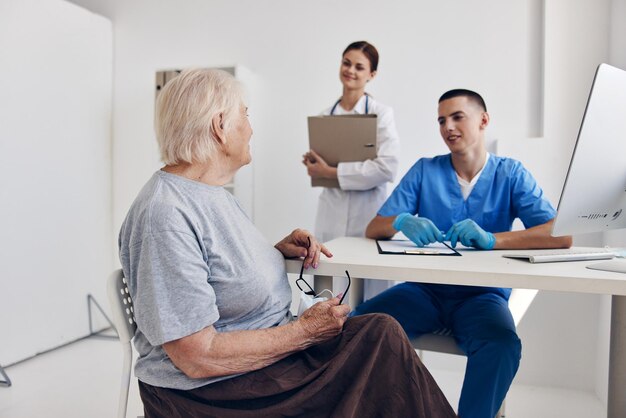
295, 237, 351, 304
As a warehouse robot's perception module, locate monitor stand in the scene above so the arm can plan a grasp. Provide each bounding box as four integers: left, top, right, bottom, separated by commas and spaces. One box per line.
587, 258, 626, 274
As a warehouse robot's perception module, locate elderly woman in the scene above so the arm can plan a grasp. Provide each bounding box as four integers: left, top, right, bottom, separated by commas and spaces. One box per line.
119, 68, 456, 418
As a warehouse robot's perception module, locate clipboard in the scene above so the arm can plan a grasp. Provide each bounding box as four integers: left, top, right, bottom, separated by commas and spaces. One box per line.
376, 239, 462, 256
307, 114, 377, 188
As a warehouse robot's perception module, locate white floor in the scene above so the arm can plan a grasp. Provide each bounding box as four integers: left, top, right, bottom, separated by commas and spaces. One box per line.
0, 335, 605, 418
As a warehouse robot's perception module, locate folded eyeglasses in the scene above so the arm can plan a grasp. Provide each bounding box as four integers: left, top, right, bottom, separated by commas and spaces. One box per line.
295, 237, 351, 304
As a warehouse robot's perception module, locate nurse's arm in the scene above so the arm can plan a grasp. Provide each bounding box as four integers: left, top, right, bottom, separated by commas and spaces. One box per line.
365, 215, 397, 239
493, 219, 572, 250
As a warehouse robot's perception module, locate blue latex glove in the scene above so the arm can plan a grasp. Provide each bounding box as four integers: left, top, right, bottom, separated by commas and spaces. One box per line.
445, 219, 496, 249
393, 213, 444, 247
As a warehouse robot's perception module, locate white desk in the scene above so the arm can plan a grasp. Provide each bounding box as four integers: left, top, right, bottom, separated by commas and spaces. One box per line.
284, 237, 626, 418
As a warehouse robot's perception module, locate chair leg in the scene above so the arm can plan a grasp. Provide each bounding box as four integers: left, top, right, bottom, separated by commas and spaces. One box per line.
496, 399, 505, 418
117, 345, 133, 418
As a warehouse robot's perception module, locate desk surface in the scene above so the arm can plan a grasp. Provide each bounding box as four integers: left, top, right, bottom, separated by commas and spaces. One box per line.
285, 237, 626, 296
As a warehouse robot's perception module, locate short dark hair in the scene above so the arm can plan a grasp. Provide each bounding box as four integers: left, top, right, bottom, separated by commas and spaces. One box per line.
439, 89, 487, 112
343, 41, 379, 72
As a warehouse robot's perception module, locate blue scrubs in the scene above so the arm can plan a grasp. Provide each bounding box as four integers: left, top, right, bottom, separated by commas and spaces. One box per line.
352, 154, 556, 418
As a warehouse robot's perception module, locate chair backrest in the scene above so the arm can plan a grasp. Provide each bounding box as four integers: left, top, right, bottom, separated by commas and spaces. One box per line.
107, 269, 137, 418
107, 269, 137, 344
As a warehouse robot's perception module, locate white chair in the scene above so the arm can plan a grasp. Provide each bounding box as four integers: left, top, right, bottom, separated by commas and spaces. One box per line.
411, 288, 538, 418
107, 269, 137, 418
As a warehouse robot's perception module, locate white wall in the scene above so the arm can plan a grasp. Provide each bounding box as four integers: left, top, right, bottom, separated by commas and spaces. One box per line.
0, 0, 113, 364
109, 0, 545, 242
73, 0, 616, 395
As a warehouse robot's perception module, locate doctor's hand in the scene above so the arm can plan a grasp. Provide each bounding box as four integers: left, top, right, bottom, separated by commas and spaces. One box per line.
275, 228, 332, 269
302, 149, 337, 180
445, 219, 496, 250
393, 213, 444, 247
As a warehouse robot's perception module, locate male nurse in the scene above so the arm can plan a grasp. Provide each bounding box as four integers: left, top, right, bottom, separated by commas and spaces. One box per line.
352, 89, 572, 418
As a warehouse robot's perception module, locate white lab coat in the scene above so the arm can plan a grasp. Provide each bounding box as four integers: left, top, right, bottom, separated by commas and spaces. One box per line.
314, 94, 400, 300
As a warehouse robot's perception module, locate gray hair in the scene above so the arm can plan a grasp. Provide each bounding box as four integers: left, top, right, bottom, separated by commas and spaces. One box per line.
155, 68, 244, 165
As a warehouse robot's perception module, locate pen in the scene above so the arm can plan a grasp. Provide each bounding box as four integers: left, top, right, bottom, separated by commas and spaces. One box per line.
405, 249, 441, 255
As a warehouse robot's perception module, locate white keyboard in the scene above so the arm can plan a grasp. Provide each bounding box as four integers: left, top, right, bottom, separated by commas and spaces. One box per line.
502, 249, 615, 263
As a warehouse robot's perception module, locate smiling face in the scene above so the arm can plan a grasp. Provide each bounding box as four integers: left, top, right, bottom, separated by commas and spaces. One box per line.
339, 49, 376, 92
437, 96, 489, 155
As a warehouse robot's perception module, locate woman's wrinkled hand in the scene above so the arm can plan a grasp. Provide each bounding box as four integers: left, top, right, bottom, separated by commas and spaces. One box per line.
296, 296, 350, 344
275, 229, 332, 269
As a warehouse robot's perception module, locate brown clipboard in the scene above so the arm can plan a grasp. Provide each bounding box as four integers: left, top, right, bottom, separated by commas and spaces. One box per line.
307, 114, 377, 188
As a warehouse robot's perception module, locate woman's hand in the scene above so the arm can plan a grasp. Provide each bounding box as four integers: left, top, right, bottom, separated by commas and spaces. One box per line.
302, 149, 338, 180
296, 296, 350, 344
275, 229, 332, 269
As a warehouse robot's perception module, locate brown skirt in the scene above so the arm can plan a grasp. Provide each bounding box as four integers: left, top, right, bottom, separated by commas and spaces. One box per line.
139, 314, 457, 418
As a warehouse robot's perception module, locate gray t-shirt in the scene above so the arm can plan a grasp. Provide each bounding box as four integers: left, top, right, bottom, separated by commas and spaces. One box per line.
118, 170, 293, 390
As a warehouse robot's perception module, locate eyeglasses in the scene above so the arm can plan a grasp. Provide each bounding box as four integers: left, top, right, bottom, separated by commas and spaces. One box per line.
295, 237, 351, 304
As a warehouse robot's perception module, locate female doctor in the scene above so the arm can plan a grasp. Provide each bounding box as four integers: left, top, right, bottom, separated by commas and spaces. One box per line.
303, 41, 400, 299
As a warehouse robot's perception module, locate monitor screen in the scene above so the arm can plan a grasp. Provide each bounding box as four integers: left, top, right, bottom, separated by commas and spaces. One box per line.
551, 63, 626, 237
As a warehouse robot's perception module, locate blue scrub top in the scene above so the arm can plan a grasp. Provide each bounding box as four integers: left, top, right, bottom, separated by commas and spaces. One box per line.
379, 154, 557, 299
379, 154, 555, 232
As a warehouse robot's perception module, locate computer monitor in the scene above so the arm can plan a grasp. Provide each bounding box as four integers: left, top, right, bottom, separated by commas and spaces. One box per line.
551, 63, 626, 273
